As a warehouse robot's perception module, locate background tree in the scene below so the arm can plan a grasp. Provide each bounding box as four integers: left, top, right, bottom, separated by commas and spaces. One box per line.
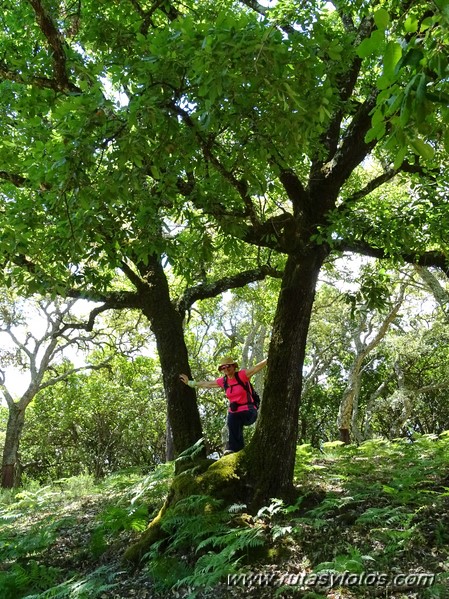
299, 277, 354, 445
299, 260, 449, 446
0, 2, 282, 461
0, 293, 117, 487
20, 354, 167, 481
367, 312, 449, 438
337, 269, 407, 443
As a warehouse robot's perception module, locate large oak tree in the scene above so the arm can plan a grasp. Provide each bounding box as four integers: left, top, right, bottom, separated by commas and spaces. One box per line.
1, 0, 449, 506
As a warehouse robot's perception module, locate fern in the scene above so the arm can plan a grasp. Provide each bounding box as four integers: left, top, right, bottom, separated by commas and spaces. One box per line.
87, 465, 175, 560
7, 485, 66, 511
126, 462, 174, 508
173, 523, 266, 594
175, 438, 206, 464
256, 497, 284, 519
145, 494, 269, 595
89, 504, 148, 557
0, 515, 75, 562
158, 495, 229, 549
99, 504, 148, 532
369, 525, 417, 560
303, 493, 359, 519
0, 561, 63, 599
314, 547, 373, 574
356, 505, 411, 527
23, 565, 121, 599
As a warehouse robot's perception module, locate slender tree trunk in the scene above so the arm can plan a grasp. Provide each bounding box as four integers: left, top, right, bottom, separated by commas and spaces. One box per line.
245, 247, 327, 505
2, 403, 26, 488
141, 256, 204, 457
338, 366, 362, 444
337, 288, 405, 444
243, 322, 267, 395
362, 379, 391, 440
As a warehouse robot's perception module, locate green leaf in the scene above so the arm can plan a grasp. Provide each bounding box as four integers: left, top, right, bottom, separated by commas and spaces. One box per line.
374, 8, 390, 31
415, 72, 427, 105
409, 137, 435, 160
404, 15, 419, 33
434, 0, 449, 19
393, 145, 407, 170
365, 120, 386, 143
150, 165, 161, 178
399, 48, 424, 69
356, 30, 384, 58
383, 41, 402, 79
420, 16, 436, 32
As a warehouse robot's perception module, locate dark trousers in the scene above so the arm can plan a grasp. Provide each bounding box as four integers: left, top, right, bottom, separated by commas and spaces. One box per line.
227, 408, 257, 452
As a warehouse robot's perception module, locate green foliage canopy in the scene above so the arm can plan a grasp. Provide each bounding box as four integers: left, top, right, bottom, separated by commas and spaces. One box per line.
1, 0, 449, 298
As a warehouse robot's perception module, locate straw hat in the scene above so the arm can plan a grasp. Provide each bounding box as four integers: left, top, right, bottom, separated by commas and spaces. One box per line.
217, 356, 238, 372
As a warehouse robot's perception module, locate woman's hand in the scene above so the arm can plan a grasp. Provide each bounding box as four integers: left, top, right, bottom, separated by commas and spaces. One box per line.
179, 373, 189, 385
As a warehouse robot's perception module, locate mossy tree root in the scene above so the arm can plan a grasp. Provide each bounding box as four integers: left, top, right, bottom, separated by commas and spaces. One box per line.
124, 452, 250, 564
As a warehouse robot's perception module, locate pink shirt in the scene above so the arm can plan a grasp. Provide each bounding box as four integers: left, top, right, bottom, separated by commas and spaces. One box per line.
216, 369, 252, 413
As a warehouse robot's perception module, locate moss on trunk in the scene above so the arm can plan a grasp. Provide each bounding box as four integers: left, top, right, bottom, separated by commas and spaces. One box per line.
124, 452, 250, 564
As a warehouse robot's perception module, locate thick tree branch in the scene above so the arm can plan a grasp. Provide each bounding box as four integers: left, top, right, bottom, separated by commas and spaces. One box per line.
66, 288, 141, 309
176, 265, 283, 316
344, 169, 399, 206
414, 265, 449, 316
0, 171, 29, 188
239, 0, 296, 34
342, 160, 438, 208
239, 0, 267, 17
309, 92, 379, 206
0, 63, 69, 92
120, 260, 150, 294
0, 382, 15, 409
57, 303, 112, 334
27, 0, 80, 93
195, 206, 297, 253
333, 94, 379, 181
336, 240, 449, 275
278, 169, 308, 217
39, 359, 113, 390
313, 15, 374, 165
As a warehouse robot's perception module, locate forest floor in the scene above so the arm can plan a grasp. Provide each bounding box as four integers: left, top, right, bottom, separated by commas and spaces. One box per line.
1, 435, 449, 599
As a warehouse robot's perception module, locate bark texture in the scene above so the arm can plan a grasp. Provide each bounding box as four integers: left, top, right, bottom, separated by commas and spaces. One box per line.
2, 403, 26, 488
244, 247, 328, 506
139, 256, 204, 457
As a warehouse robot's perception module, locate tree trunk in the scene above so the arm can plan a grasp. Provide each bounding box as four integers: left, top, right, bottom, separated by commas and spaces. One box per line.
141, 256, 204, 458
338, 379, 360, 444
245, 248, 327, 505
337, 289, 405, 444
2, 403, 26, 488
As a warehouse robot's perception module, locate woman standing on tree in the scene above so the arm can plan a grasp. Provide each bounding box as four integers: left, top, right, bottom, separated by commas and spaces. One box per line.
180, 356, 267, 453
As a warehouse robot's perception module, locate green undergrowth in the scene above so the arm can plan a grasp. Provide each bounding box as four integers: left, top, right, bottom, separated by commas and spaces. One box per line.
1, 434, 449, 598
0, 465, 174, 599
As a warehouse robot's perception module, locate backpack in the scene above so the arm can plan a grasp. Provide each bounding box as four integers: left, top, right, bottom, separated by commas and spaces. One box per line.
223, 371, 261, 409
